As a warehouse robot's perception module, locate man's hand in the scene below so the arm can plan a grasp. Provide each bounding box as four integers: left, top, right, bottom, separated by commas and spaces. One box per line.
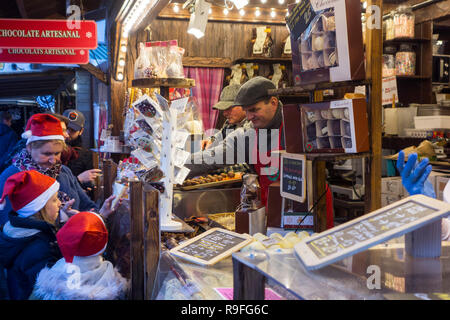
99, 195, 117, 220
200, 139, 212, 150
77, 169, 102, 184
396, 151, 435, 197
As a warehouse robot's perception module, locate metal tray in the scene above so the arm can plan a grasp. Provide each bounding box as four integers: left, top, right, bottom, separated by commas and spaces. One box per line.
176, 178, 242, 191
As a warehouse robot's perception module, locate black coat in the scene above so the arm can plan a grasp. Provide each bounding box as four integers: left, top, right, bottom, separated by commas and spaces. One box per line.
0, 212, 61, 300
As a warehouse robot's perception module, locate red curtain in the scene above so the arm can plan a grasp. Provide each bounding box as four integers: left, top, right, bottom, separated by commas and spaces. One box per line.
184, 67, 224, 131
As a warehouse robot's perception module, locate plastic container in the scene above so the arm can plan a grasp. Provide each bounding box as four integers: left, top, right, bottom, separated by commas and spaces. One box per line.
395, 43, 416, 75
393, 5, 415, 39
382, 46, 396, 77
414, 116, 450, 129
384, 12, 395, 41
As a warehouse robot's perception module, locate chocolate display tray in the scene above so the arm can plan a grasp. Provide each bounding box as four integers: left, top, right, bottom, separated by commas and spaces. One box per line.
176, 177, 243, 191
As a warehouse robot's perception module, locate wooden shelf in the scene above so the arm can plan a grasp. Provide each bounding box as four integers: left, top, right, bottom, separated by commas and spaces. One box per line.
131, 78, 195, 88
384, 38, 430, 45
269, 79, 371, 96
233, 57, 292, 65
396, 75, 431, 79
304, 152, 371, 161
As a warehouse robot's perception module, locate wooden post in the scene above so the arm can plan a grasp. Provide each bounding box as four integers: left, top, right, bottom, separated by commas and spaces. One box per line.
232, 257, 265, 300
365, 0, 383, 212
130, 181, 144, 300
143, 186, 160, 300
313, 160, 328, 232
103, 159, 118, 200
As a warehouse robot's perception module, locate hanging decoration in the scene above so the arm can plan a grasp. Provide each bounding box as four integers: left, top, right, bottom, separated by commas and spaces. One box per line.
36, 95, 55, 110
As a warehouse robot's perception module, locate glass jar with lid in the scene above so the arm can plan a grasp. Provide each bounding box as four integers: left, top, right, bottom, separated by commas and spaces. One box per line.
383, 46, 396, 77
395, 43, 416, 76
393, 5, 415, 39
384, 11, 395, 41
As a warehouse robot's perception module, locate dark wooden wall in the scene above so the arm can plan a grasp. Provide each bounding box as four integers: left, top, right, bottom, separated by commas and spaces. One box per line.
124, 19, 290, 86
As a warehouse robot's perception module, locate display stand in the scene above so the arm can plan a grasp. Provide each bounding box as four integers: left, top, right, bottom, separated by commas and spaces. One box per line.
159, 106, 182, 231
131, 78, 195, 232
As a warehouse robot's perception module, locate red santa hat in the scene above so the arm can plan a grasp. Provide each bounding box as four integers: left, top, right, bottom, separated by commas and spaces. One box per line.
21, 113, 65, 145
56, 211, 108, 263
0, 170, 60, 217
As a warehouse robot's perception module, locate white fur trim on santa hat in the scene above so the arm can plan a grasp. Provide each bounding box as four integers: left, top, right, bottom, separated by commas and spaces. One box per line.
21, 130, 32, 140
33, 256, 129, 300
26, 134, 65, 145
17, 181, 60, 218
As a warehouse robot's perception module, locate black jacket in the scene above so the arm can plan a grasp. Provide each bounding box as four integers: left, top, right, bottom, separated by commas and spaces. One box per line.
0, 212, 60, 300
65, 136, 94, 178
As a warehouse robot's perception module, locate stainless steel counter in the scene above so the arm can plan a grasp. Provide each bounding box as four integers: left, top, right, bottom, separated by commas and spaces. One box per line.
232, 237, 450, 300
173, 187, 241, 220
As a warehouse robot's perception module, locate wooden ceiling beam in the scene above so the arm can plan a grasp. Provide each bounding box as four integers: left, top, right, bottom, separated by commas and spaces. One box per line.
79, 63, 108, 84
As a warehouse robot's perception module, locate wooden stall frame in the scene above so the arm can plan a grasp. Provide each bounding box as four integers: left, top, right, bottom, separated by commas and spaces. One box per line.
130, 181, 161, 300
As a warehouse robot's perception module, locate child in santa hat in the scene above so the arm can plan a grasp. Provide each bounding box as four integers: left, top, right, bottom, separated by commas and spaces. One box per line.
0, 170, 63, 300
31, 211, 129, 300
0, 113, 116, 227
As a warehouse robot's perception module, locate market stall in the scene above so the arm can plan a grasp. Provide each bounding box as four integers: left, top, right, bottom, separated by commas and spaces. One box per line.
98, 0, 450, 301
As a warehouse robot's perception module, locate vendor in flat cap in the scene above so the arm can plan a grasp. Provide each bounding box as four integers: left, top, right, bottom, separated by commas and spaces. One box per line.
200, 84, 251, 151
186, 76, 284, 207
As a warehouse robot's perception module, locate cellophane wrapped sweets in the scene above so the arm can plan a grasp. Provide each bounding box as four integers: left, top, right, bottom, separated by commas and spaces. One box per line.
166, 40, 185, 78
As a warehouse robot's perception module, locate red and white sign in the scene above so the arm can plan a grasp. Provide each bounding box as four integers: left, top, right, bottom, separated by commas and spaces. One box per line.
382, 76, 399, 105
0, 19, 97, 49
0, 48, 89, 64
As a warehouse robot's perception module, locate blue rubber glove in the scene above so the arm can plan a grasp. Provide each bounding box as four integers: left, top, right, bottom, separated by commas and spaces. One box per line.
396, 151, 436, 198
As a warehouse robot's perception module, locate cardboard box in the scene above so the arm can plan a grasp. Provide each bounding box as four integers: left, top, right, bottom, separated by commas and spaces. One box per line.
288, 0, 365, 86
381, 193, 403, 207
381, 177, 406, 197
436, 176, 450, 201
294, 98, 369, 153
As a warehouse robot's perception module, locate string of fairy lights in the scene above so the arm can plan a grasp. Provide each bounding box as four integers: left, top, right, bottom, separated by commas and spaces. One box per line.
172, 0, 302, 17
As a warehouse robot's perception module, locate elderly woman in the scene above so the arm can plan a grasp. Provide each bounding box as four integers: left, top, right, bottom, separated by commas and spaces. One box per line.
0, 113, 115, 226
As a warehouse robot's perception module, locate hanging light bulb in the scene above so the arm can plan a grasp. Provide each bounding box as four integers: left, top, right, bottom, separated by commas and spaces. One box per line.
255, 8, 261, 17
209, 7, 212, 14
173, 4, 180, 12
278, 0, 285, 4
270, 9, 276, 18
223, 8, 229, 15
261, 0, 267, 3
239, 9, 245, 16
286, 10, 289, 17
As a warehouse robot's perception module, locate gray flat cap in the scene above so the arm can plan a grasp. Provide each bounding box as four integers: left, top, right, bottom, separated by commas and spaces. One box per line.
212, 84, 241, 110
232, 76, 276, 107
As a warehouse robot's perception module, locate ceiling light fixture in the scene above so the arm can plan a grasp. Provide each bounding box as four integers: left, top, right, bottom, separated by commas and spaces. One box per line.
270, 9, 276, 18
278, 0, 285, 4
255, 8, 261, 17
230, 0, 249, 10
187, 0, 211, 39
223, 8, 229, 15
239, 9, 245, 16
173, 4, 180, 12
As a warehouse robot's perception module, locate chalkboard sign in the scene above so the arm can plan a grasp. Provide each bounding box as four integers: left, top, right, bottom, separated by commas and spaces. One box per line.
170, 228, 252, 266
286, 0, 317, 41
295, 195, 450, 270
280, 153, 306, 203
